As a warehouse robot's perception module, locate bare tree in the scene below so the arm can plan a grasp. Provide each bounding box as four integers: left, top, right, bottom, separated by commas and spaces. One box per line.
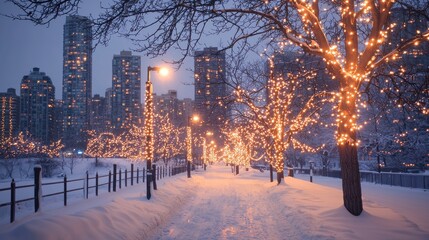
6, 0, 429, 216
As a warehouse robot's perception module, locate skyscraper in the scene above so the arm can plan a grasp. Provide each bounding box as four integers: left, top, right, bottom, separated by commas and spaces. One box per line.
63, 15, 92, 149
104, 87, 113, 127
53, 99, 63, 142
194, 47, 228, 142
154, 90, 182, 126
111, 51, 142, 131
386, 7, 429, 72
19, 68, 55, 144
90, 94, 108, 133
0, 88, 20, 143
270, 51, 333, 100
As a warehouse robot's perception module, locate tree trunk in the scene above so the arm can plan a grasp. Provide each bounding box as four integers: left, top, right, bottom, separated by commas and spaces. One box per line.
338, 143, 362, 216
337, 83, 363, 216
276, 171, 283, 184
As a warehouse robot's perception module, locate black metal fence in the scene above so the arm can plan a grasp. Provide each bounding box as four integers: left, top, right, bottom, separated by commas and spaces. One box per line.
0, 163, 188, 223
359, 171, 429, 189
293, 168, 429, 189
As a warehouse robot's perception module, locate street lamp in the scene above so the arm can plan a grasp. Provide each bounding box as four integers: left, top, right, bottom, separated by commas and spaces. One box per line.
144, 65, 168, 200
187, 115, 199, 178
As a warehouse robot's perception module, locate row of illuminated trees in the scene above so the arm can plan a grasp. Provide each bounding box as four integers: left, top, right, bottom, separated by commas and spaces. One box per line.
0, 132, 63, 159
85, 113, 186, 165
219, 56, 333, 182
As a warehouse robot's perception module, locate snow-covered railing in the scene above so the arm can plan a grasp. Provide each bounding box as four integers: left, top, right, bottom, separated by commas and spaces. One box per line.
0, 163, 189, 223
292, 168, 429, 189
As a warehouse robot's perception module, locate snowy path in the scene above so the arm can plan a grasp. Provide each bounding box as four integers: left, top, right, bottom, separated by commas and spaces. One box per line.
152, 167, 330, 240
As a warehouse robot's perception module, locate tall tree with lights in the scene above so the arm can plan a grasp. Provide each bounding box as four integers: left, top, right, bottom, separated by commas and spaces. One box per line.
154, 113, 185, 165
232, 57, 330, 183
7, 0, 429, 215
222, 123, 256, 169
86, 131, 120, 158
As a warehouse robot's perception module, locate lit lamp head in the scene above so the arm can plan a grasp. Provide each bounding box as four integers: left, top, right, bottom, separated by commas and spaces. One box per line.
148, 66, 169, 76
192, 115, 200, 123
159, 67, 169, 76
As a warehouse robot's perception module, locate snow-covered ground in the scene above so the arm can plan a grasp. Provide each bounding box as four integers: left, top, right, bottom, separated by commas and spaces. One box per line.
0, 165, 428, 240
0, 158, 148, 224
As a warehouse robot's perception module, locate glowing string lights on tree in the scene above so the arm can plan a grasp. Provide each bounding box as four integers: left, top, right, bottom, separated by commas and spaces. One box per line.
144, 80, 154, 163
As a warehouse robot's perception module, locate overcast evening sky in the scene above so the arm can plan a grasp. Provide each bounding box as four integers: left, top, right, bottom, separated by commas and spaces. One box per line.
0, 1, 203, 101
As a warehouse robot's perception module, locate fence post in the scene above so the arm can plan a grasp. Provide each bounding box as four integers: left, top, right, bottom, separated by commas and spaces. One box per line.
125, 169, 128, 187
119, 169, 122, 189
85, 171, 89, 199
96, 172, 99, 196
399, 174, 403, 187
425, 175, 427, 189
64, 175, 67, 206
131, 164, 134, 186
153, 165, 157, 190
10, 179, 15, 223
113, 164, 117, 192
108, 170, 111, 192
34, 165, 42, 212
137, 167, 139, 184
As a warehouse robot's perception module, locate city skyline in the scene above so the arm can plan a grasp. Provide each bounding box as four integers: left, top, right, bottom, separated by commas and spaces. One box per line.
0, 2, 196, 101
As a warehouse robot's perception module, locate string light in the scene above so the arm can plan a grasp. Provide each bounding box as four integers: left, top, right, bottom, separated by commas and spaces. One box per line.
154, 113, 184, 164
232, 55, 331, 174
144, 80, 154, 162
0, 132, 63, 159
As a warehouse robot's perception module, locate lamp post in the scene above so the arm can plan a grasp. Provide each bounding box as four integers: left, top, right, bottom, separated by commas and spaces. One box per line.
144, 66, 168, 200
187, 115, 199, 178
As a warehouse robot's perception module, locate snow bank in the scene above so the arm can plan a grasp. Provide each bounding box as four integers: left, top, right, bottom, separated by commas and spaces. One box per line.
0, 165, 428, 240
0, 175, 195, 240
